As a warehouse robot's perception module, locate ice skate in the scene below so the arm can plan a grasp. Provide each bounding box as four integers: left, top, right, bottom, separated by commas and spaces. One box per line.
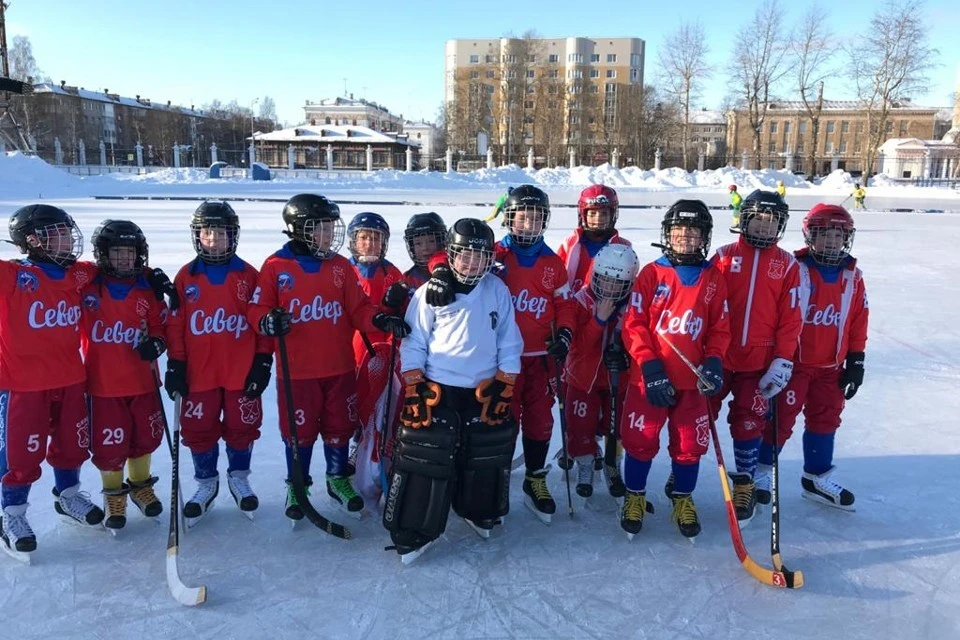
522, 467, 556, 525
326, 475, 364, 520
670, 493, 701, 540
102, 485, 129, 534
1, 504, 36, 563
53, 485, 105, 528
183, 476, 218, 528
801, 467, 855, 511
227, 470, 259, 519
728, 472, 756, 525
128, 476, 163, 520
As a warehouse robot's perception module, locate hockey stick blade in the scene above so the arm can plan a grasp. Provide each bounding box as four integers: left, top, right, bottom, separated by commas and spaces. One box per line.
167, 546, 206, 606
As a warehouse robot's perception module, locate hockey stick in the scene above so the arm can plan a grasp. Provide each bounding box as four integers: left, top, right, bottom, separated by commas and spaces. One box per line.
162, 395, 207, 606
549, 332, 574, 518
769, 402, 797, 583
603, 334, 626, 497
661, 338, 803, 589
378, 337, 399, 494
276, 327, 352, 539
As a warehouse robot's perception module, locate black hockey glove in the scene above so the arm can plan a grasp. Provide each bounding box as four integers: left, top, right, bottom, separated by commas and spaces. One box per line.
400, 369, 441, 429
382, 282, 410, 309
164, 359, 188, 401
135, 335, 167, 362
696, 356, 724, 396
603, 342, 630, 373
425, 264, 456, 307
475, 370, 517, 426
839, 351, 864, 400
243, 353, 273, 399
545, 327, 573, 361
146, 268, 180, 311
641, 359, 677, 408
372, 313, 411, 339
259, 308, 292, 337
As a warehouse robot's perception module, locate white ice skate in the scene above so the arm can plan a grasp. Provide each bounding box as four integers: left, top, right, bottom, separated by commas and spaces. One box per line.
53, 485, 105, 530
1, 504, 35, 564
227, 470, 258, 520
184, 476, 219, 529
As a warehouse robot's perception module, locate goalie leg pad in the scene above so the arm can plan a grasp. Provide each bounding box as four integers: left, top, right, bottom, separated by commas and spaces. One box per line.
453, 411, 518, 522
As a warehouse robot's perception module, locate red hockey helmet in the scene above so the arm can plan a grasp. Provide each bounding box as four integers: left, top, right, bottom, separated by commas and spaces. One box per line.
577, 184, 619, 235
802, 203, 855, 265
728, 184, 738, 192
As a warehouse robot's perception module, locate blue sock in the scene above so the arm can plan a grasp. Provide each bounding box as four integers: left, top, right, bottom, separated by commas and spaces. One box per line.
53, 467, 79, 493
733, 437, 761, 476
284, 444, 314, 483
671, 460, 700, 494
225, 444, 252, 473
191, 445, 219, 480
803, 431, 835, 475
323, 444, 351, 477
758, 441, 777, 466
1, 484, 30, 508
623, 454, 652, 492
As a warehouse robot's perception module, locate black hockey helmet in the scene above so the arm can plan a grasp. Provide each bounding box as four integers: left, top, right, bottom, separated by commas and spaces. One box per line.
738, 189, 789, 248
8, 203, 83, 266
502, 184, 550, 246
657, 199, 713, 266
281, 193, 344, 258
191, 201, 240, 264
403, 212, 446, 266
92, 219, 149, 278
446, 218, 495, 285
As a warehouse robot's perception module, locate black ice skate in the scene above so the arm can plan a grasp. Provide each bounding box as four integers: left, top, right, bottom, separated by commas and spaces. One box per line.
801, 467, 855, 511
522, 467, 556, 525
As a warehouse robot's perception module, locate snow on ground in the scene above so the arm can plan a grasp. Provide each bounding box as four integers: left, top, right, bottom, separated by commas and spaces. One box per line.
1, 172, 960, 639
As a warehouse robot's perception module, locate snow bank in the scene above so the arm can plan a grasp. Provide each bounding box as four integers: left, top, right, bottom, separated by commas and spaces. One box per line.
0, 152, 85, 198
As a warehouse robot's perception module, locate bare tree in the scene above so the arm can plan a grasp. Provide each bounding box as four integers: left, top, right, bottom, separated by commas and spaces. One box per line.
258, 96, 277, 127
8, 35, 44, 81
727, 0, 792, 169
850, 0, 939, 177
791, 4, 836, 175
659, 21, 713, 170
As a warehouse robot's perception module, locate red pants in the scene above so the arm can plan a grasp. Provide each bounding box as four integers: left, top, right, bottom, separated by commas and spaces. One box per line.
90, 392, 164, 472
563, 382, 625, 458
709, 370, 771, 441
178, 388, 262, 454
769, 364, 844, 445
0, 383, 89, 487
510, 355, 556, 442
620, 384, 710, 464
276, 372, 358, 447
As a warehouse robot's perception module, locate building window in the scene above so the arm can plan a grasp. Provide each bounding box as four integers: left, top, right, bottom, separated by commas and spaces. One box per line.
839, 140, 847, 153
527, 54, 536, 63
770, 121, 778, 134
548, 54, 559, 63
507, 71, 516, 79
630, 53, 641, 66
899, 120, 908, 135
799, 121, 807, 133
547, 69, 558, 78
589, 69, 600, 78
486, 70, 496, 78
568, 53, 583, 63
783, 122, 791, 134
503, 55, 517, 63
885, 121, 893, 133
768, 142, 776, 153
526, 70, 535, 78
485, 55, 494, 63
826, 121, 835, 134
590, 54, 600, 62
605, 83, 617, 93
526, 85, 535, 94
524, 100, 534, 109
606, 69, 616, 78
589, 85, 599, 93
469, 55, 479, 64
841, 120, 849, 133
470, 71, 479, 79
797, 142, 804, 153
630, 68, 640, 81
856, 122, 864, 133
825, 140, 834, 152
607, 54, 617, 62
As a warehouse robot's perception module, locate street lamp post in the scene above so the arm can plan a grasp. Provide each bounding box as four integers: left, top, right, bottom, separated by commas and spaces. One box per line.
251, 97, 259, 165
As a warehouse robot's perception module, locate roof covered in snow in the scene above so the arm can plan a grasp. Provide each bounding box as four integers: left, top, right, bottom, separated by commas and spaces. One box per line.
252, 124, 420, 147
762, 99, 942, 112
32, 83, 207, 117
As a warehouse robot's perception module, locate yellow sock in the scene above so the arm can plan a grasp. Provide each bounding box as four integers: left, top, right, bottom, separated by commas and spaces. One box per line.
101, 470, 124, 491
127, 454, 152, 484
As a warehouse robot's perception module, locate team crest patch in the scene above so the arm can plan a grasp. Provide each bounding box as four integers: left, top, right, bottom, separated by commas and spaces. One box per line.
82, 293, 100, 311
185, 284, 200, 303
76, 416, 90, 449
278, 272, 295, 292
149, 410, 164, 440
236, 279, 250, 302
73, 268, 90, 289
653, 282, 671, 302
541, 266, 555, 289
136, 297, 150, 318
238, 397, 262, 425
751, 391, 769, 418
704, 281, 717, 304
767, 260, 785, 280
16, 271, 39, 293
332, 265, 345, 288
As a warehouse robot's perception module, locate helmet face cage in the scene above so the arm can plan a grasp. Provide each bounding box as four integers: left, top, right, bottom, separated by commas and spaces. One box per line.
32, 220, 84, 267
579, 196, 618, 233
293, 216, 345, 259
404, 229, 446, 266
804, 216, 855, 266
191, 221, 239, 264
446, 244, 494, 285
590, 272, 633, 301
662, 218, 712, 265
94, 225, 148, 278
504, 205, 549, 246
348, 226, 389, 263
739, 203, 788, 249
589, 244, 639, 302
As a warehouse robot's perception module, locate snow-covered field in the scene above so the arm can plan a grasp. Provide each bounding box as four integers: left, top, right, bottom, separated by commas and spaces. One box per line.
2, 155, 960, 639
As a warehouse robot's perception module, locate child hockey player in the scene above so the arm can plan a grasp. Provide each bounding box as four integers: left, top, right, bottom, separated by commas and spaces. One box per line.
558, 184, 632, 292
710, 189, 803, 524
401, 212, 447, 290
1, 205, 104, 558
562, 244, 640, 498
759, 204, 867, 510
729, 185, 743, 228
164, 201, 272, 524
851, 184, 866, 211
247, 194, 409, 522
82, 220, 168, 532
383, 218, 523, 563
618, 200, 730, 539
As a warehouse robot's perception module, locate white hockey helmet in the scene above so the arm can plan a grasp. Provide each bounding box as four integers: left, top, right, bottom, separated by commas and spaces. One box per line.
590, 244, 639, 301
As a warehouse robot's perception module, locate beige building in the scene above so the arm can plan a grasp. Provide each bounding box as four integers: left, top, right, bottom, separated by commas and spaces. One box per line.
725, 99, 944, 176
444, 37, 644, 166
303, 96, 404, 133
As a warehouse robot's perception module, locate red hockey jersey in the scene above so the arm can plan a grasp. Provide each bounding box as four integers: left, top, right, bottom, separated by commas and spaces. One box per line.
0, 259, 97, 392
622, 258, 731, 390
80, 276, 166, 397
794, 249, 869, 366
564, 286, 624, 393
350, 258, 405, 363
248, 244, 381, 380
556, 228, 632, 293
711, 238, 803, 372
166, 257, 270, 393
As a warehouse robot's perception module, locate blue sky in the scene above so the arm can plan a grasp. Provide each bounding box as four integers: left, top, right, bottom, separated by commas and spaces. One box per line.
7, 0, 958, 126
